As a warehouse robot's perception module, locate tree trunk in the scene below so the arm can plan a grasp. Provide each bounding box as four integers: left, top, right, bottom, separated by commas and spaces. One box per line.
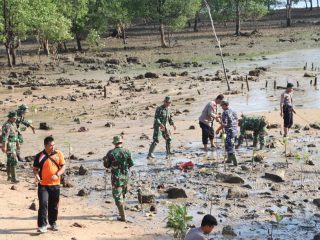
304, 0, 308, 9
235, 0, 241, 35
5, 46, 12, 68
267, 0, 271, 11
309, 0, 313, 10
43, 39, 49, 56
159, 20, 167, 47
317, 0, 319, 8
76, 36, 82, 51
121, 24, 127, 45
194, 11, 199, 32
9, 46, 16, 66
286, 0, 292, 27
64, 42, 68, 51
188, 20, 191, 28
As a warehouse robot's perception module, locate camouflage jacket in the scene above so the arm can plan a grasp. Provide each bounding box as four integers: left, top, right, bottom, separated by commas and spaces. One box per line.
16, 110, 31, 130
238, 115, 267, 144
154, 105, 174, 128
104, 146, 134, 186
1, 121, 18, 143
222, 109, 238, 132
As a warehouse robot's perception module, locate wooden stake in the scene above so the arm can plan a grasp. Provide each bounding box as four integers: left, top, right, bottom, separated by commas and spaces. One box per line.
265, 80, 268, 89
274, 80, 277, 89
314, 77, 318, 86
296, 81, 299, 88
104, 86, 107, 98
245, 75, 250, 91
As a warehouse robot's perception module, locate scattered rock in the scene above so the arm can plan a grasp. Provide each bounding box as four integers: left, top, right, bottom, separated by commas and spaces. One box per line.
222, 225, 237, 236
150, 205, 157, 212
138, 191, 156, 204
304, 72, 316, 77
156, 59, 172, 64
10, 185, 17, 190
314, 233, 320, 240
78, 126, 89, 132
189, 125, 196, 130
180, 71, 189, 76
105, 59, 120, 65
249, 68, 263, 77
253, 153, 264, 162
79, 165, 88, 175
71, 222, 86, 228
314, 199, 320, 208
23, 89, 33, 95
264, 171, 285, 182
145, 72, 159, 78
77, 189, 89, 196
270, 184, 281, 191
310, 122, 320, 130
226, 188, 249, 199
140, 133, 150, 140
166, 188, 187, 199
62, 179, 74, 188
216, 172, 245, 184
29, 202, 37, 211
39, 122, 52, 130
126, 57, 141, 64
267, 123, 280, 129
105, 122, 115, 128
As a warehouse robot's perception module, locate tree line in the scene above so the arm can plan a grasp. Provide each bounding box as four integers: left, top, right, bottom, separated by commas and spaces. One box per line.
0, 0, 316, 67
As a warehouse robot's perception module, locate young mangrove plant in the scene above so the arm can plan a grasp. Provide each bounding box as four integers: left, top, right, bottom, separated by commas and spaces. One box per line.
294, 152, 304, 189
166, 204, 193, 240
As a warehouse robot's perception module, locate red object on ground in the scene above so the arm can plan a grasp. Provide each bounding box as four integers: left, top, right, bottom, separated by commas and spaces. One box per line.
178, 161, 194, 171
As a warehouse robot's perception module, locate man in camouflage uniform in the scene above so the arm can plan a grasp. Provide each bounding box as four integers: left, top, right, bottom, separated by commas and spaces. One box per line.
103, 135, 134, 222
1, 111, 20, 183
16, 104, 36, 161
216, 101, 238, 166
147, 96, 176, 159
236, 115, 268, 150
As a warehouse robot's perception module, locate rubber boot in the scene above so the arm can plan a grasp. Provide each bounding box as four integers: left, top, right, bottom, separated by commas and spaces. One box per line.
260, 144, 265, 150
147, 142, 157, 159
116, 202, 126, 222
6, 163, 11, 181
166, 142, 173, 159
228, 153, 238, 166
226, 154, 232, 163
11, 166, 19, 183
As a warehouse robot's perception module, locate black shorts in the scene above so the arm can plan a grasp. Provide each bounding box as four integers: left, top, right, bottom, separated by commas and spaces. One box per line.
283, 105, 293, 128
199, 121, 214, 145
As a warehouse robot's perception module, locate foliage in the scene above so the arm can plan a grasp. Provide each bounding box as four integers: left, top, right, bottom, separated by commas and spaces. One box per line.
166, 204, 193, 240
87, 29, 103, 51
29, 0, 71, 42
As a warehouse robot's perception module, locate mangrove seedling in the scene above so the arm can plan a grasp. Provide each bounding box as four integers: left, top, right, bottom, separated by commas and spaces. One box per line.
294, 152, 304, 189
166, 204, 193, 240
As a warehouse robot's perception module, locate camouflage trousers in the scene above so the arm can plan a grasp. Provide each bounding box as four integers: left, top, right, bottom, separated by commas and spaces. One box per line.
225, 129, 237, 154
253, 128, 267, 148
6, 142, 18, 180
152, 126, 172, 145
112, 178, 129, 203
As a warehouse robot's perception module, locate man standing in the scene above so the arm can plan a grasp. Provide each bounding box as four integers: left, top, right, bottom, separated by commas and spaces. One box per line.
103, 135, 134, 222
1, 111, 19, 183
33, 136, 65, 233
199, 94, 224, 150
16, 104, 36, 161
216, 101, 238, 166
184, 214, 218, 240
147, 96, 176, 159
280, 83, 295, 137
236, 115, 268, 150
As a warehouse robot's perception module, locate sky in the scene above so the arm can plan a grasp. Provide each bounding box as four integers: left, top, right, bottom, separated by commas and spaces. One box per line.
279, 0, 320, 9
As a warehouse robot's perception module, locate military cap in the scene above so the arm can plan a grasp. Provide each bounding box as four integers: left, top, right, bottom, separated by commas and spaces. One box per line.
7, 111, 17, 119
112, 135, 123, 144
164, 96, 171, 102
18, 104, 29, 112
221, 100, 229, 106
